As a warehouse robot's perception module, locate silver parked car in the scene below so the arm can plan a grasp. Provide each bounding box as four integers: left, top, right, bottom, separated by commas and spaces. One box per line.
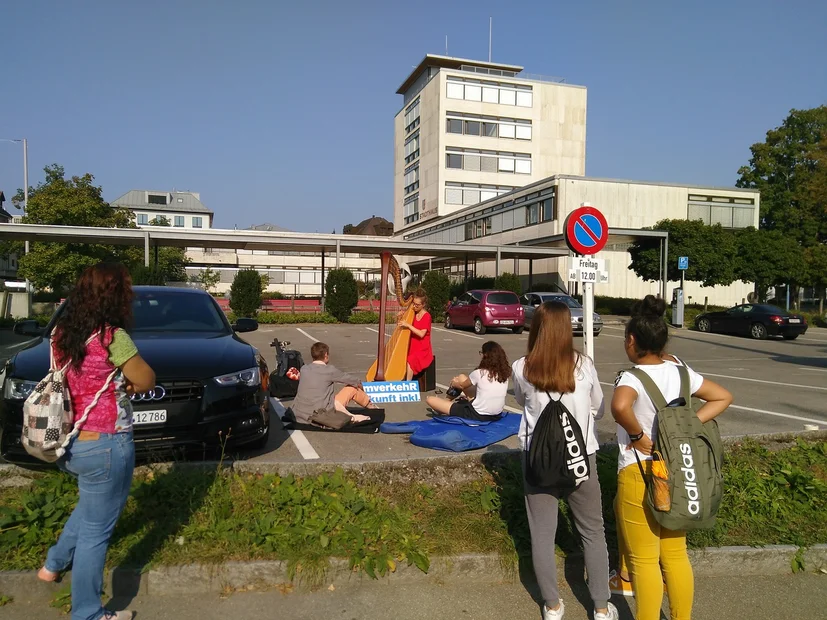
520, 292, 603, 336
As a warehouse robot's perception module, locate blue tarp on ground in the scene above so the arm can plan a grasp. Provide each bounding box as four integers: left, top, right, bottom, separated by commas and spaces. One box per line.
380, 413, 521, 452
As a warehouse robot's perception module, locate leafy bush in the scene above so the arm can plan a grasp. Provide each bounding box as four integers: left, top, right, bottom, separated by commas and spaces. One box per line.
494, 272, 521, 295
130, 265, 167, 286
262, 291, 286, 300
422, 271, 451, 321
347, 311, 396, 324
230, 269, 264, 318
801, 312, 827, 328
449, 276, 496, 299
528, 281, 561, 293
325, 268, 358, 322
256, 312, 337, 325
33, 291, 62, 303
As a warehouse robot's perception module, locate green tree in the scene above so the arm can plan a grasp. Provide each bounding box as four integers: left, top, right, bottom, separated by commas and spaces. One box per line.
149, 216, 171, 226
6, 164, 135, 292
190, 267, 221, 294
230, 268, 263, 317
494, 272, 522, 295
804, 244, 827, 315
627, 219, 737, 286
734, 228, 807, 302
421, 271, 451, 321
325, 268, 358, 322
736, 106, 827, 246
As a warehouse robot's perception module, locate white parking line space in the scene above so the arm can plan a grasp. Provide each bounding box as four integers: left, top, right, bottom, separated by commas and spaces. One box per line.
433, 327, 484, 340
598, 382, 824, 427
296, 327, 319, 342
803, 367, 827, 372
268, 396, 320, 460
698, 372, 827, 392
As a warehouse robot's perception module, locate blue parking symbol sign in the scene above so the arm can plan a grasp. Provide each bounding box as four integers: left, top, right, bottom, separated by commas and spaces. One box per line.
678, 256, 689, 270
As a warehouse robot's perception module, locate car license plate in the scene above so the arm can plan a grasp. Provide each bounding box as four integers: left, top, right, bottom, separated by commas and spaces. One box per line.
789, 318, 801, 324
500, 320, 514, 325
133, 410, 167, 425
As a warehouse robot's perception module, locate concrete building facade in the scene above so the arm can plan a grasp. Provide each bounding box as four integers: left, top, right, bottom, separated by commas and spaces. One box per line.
400, 175, 760, 306
112, 190, 214, 230
394, 55, 586, 232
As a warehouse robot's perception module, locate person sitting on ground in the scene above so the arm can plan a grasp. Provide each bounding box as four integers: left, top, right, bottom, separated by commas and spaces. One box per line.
291, 342, 377, 425
425, 341, 510, 420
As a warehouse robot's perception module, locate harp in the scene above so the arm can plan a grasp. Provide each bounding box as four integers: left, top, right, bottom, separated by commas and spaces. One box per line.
366, 251, 414, 381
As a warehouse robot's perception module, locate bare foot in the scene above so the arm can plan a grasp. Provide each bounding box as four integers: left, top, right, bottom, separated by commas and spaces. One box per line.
365, 403, 379, 410
38, 567, 60, 582
350, 414, 371, 423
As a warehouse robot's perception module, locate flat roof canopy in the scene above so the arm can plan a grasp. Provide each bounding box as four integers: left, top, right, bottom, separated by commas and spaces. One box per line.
0, 223, 569, 261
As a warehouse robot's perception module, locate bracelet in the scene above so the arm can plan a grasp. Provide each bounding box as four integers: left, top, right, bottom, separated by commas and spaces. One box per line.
629, 431, 645, 442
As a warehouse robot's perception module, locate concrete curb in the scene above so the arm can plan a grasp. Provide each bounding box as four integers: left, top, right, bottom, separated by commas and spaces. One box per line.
1, 546, 824, 600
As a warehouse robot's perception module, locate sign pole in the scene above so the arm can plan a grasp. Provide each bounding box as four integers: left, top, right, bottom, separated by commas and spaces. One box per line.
583, 254, 594, 361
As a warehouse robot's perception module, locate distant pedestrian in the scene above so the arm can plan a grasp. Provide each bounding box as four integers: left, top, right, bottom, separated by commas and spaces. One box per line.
611, 295, 732, 620
512, 301, 617, 620
37, 263, 156, 620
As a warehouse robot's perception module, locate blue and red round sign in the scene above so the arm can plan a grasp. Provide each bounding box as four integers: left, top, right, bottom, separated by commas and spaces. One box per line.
564, 206, 609, 256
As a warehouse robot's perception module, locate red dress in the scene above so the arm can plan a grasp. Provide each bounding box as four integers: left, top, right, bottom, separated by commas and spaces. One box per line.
407, 311, 434, 375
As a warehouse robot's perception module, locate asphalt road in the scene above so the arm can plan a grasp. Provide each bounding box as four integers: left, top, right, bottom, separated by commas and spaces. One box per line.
2, 574, 824, 620
234, 321, 827, 465
1, 322, 824, 466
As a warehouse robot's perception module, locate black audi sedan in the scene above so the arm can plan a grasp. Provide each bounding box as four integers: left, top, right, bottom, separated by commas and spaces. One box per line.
0, 286, 270, 463
694, 303, 808, 340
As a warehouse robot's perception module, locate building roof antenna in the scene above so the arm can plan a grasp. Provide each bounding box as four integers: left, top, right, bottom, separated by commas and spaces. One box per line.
488, 17, 493, 62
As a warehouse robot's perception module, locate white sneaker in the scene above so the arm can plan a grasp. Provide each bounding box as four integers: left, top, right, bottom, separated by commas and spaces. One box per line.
543, 599, 565, 620
594, 602, 619, 620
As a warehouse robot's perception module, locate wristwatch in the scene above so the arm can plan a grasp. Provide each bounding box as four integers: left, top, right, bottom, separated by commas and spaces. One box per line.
629, 431, 645, 442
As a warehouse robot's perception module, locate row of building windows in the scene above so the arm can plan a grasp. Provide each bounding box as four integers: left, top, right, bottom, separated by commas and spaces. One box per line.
403, 194, 419, 225
444, 183, 518, 206
404, 133, 420, 164
410, 195, 556, 243
404, 98, 420, 133
404, 164, 420, 195
688, 203, 755, 229
446, 149, 532, 175
137, 213, 203, 228
446, 78, 533, 107
447, 116, 532, 140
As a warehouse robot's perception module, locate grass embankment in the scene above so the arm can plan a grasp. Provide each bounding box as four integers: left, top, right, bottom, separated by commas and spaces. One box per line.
1, 439, 824, 582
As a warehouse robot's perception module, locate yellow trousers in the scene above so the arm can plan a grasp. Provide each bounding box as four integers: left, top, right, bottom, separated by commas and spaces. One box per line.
615, 462, 694, 620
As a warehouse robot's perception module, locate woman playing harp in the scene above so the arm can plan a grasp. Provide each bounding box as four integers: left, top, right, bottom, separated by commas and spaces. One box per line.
366, 253, 422, 381
398, 289, 433, 380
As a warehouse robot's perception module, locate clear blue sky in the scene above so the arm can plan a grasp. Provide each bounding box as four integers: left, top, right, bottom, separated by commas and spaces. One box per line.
1, 0, 825, 232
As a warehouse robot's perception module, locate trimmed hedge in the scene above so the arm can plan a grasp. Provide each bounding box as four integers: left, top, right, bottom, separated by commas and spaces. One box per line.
226, 312, 337, 325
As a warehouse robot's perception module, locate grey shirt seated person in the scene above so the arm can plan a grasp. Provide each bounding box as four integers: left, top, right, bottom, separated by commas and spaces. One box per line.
290, 362, 366, 424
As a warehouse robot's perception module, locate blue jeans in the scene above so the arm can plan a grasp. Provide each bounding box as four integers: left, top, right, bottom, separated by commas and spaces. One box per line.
45, 432, 135, 620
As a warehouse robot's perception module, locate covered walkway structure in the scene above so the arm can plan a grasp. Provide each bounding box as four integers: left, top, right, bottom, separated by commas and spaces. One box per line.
0, 223, 570, 297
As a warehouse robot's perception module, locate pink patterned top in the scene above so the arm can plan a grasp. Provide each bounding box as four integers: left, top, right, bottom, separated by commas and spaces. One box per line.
53, 327, 137, 434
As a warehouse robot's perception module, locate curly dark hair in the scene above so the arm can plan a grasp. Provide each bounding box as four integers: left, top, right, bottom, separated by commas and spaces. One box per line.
53, 263, 134, 369
478, 341, 511, 384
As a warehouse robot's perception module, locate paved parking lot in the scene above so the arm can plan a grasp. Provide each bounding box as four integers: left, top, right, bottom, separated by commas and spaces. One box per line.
240, 320, 827, 465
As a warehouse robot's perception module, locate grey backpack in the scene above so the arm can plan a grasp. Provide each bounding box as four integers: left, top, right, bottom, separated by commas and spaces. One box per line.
627, 362, 724, 531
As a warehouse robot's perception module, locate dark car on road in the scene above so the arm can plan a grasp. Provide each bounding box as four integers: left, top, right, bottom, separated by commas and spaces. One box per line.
0, 286, 271, 463
444, 290, 525, 335
694, 303, 808, 340
520, 292, 603, 336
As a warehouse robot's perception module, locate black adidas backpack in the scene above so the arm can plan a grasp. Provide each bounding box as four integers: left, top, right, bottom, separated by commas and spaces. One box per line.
525, 393, 590, 492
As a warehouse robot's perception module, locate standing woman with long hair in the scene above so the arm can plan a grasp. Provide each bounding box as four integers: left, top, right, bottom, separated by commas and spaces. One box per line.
37, 263, 155, 620
611, 296, 731, 620
398, 288, 433, 381
513, 301, 617, 620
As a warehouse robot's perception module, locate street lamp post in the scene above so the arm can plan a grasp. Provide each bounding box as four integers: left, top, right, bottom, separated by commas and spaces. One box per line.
2, 138, 30, 288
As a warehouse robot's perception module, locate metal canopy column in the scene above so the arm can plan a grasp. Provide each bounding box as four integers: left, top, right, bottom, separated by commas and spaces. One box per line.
464, 254, 469, 292
144, 232, 150, 267
321, 249, 326, 306
661, 235, 669, 301
528, 259, 534, 290
658, 238, 664, 298
335, 240, 341, 268
495, 247, 501, 277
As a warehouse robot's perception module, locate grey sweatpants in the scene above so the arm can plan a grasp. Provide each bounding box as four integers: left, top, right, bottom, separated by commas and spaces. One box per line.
524, 453, 611, 610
